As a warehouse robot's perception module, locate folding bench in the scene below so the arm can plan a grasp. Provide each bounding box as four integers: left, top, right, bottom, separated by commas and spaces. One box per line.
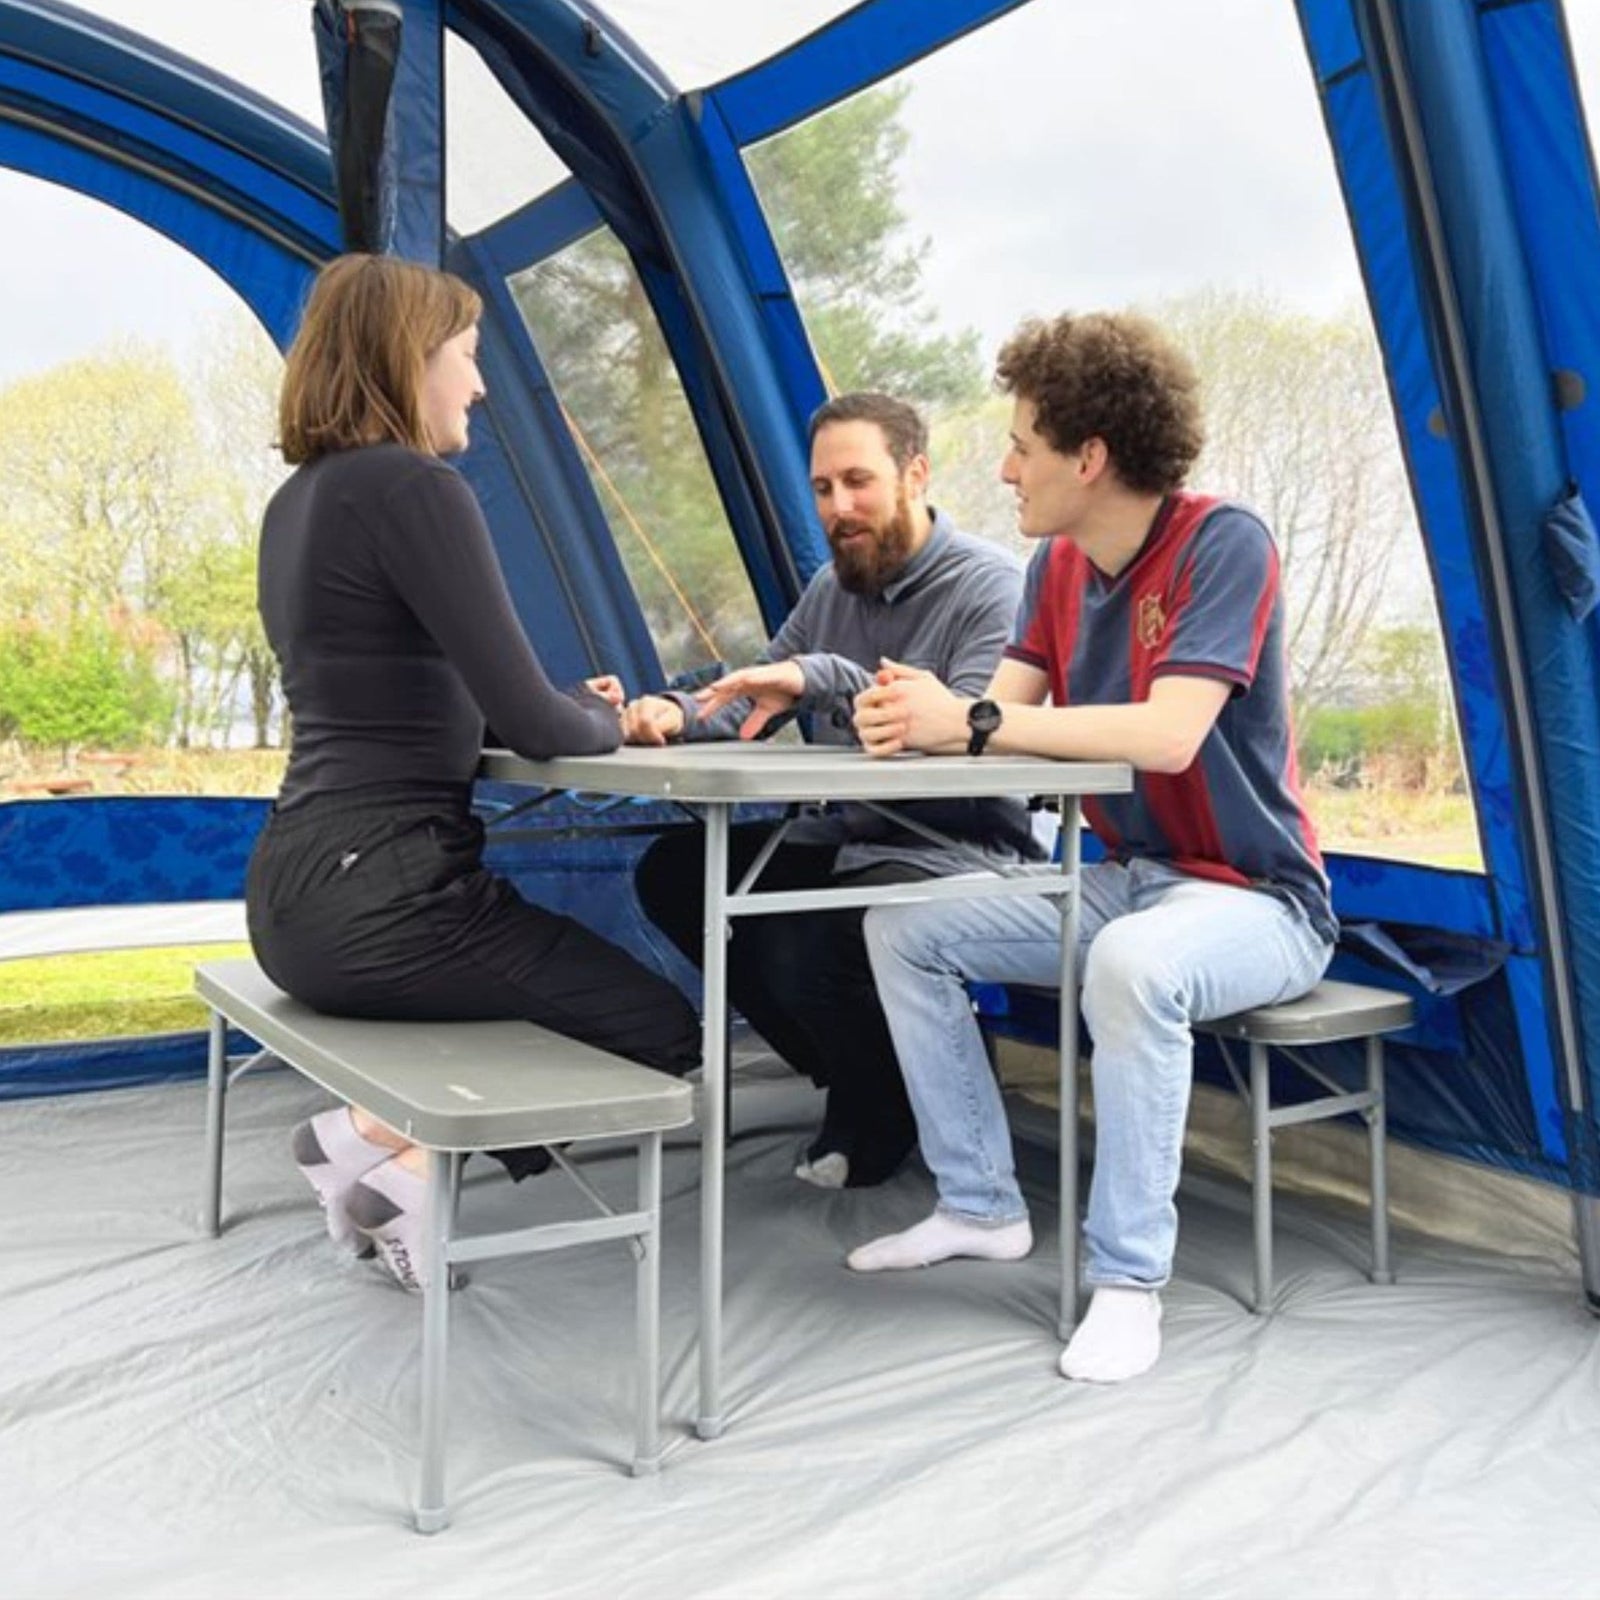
1195, 977, 1416, 1311
195, 956, 694, 1534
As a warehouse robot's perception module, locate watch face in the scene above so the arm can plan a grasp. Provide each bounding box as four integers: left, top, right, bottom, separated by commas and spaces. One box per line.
969, 700, 1002, 734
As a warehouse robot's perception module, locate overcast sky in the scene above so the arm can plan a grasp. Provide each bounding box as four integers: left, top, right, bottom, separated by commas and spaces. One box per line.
0, 0, 1596, 385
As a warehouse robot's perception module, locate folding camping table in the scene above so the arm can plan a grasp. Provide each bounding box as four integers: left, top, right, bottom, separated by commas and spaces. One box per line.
479, 742, 1132, 1437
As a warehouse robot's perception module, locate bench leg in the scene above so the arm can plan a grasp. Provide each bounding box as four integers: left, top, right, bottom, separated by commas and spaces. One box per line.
633, 1130, 664, 1477
415, 1149, 458, 1535
202, 1009, 228, 1237
1367, 1036, 1394, 1285
1250, 1042, 1274, 1314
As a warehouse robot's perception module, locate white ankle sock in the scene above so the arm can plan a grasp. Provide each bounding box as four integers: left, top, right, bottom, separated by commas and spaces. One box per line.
795, 1151, 850, 1189
1059, 1286, 1163, 1383
345, 1157, 432, 1292
291, 1107, 395, 1251
846, 1210, 1033, 1273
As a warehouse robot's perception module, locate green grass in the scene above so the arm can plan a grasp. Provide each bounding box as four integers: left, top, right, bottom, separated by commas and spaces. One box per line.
0, 942, 251, 1046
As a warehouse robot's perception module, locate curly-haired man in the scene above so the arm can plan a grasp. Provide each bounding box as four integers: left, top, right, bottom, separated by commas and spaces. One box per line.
848, 312, 1335, 1383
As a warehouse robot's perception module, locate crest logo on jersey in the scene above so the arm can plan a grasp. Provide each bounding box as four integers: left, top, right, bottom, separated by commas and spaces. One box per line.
1137, 593, 1167, 648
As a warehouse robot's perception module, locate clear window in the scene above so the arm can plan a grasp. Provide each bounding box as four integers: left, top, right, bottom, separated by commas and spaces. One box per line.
445, 31, 569, 236
1568, 0, 1600, 139
509, 228, 767, 680
577, 2, 859, 91
742, 3, 1480, 869
0, 178, 288, 801
74, 1, 325, 124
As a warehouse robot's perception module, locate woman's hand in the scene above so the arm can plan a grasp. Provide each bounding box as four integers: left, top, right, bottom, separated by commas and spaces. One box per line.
584, 674, 626, 709
622, 694, 686, 745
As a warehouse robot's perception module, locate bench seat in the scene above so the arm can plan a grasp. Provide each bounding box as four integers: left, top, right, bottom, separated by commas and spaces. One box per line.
194, 958, 691, 1151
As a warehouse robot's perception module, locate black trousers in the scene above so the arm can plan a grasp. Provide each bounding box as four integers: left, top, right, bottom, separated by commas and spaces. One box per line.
246, 786, 700, 1179
634, 820, 927, 1186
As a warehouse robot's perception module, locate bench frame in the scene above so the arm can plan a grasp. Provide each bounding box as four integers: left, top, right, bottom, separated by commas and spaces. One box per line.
1000, 976, 1415, 1316
196, 959, 693, 1534
1194, 978, 1415, 1311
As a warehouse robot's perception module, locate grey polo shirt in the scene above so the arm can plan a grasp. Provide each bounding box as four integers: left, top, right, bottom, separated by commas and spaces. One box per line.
675, 509, 1044, 873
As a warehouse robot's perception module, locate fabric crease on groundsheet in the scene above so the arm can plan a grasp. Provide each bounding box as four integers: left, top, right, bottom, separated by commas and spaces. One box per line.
2, 1050, 1596, 1600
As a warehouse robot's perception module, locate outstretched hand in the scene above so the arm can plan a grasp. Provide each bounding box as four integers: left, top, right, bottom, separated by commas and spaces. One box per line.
694, 660, 806, 741
853, 657, 967, 757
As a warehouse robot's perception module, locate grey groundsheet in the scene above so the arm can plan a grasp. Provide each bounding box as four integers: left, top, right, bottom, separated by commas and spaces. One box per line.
4, 1060, 1597, 1600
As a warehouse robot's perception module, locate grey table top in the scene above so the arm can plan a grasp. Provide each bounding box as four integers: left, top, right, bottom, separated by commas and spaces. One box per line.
480, 742, 1131, 804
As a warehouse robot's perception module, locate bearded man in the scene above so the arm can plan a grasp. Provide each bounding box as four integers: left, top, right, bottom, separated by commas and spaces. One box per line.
625, 391, 1040, 1188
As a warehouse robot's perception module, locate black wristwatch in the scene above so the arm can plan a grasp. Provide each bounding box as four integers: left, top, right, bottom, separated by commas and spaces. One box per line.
966, 699, 1003, 756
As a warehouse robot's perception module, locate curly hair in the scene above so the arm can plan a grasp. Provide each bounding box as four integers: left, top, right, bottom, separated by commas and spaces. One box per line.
994, 312, 1204, 494
278, 254, 482, 464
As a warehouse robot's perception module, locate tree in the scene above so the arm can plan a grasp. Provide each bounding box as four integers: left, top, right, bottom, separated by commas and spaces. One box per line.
0, 346, 203, 630
179, 313, 290, 746
744, 85, 984, 409
0, 322, 288, 753
1155, 288, 1413, 727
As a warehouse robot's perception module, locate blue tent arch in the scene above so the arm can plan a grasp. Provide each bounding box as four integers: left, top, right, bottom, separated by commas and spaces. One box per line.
2, 0, 1600, 1305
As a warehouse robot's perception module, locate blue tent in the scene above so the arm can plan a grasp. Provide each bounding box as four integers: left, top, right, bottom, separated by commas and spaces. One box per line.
3, 0, 1600, 1309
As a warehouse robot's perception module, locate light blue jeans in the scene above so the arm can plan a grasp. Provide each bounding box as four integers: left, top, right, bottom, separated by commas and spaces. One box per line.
863, 859, 1333, 1287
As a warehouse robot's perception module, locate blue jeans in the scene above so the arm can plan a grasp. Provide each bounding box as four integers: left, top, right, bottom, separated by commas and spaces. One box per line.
863, 859, 1333, 1286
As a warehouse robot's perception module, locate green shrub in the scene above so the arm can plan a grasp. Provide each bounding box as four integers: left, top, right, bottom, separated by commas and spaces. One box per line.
0, 613, 172, 763
1299, 699, 1457, 791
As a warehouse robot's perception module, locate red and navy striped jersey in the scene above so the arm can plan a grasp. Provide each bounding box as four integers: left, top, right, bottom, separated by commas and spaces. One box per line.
1005, 492, 1333, 940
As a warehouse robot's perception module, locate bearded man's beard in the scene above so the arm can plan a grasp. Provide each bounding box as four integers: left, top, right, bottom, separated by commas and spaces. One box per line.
829, 488, 916, 596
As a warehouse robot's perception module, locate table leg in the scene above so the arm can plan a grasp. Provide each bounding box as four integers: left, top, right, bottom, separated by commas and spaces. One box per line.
1057, 798, 1082, 1340
202, 1009, 228, 1237
698, 804, 729, 1439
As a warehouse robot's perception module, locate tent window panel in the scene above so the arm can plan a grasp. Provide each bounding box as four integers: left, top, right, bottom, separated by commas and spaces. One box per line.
509, 229, 766, 681
70, 1, 325, 124
445, 33, 570, 236
1568, 0, 1600, 149
0, 208, 290, 797
593, 2, 860, 92
742, 2, 1480, 872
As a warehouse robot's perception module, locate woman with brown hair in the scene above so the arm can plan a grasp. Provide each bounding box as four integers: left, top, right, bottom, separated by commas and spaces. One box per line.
247, 253, 698, 1290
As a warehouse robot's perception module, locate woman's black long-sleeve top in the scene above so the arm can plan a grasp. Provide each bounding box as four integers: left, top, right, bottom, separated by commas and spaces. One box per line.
257, 442, 619, 810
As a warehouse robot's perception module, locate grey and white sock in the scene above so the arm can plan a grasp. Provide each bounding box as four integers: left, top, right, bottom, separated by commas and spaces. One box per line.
346, 1158, 432, 1292
291, 1107, 394, 1254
